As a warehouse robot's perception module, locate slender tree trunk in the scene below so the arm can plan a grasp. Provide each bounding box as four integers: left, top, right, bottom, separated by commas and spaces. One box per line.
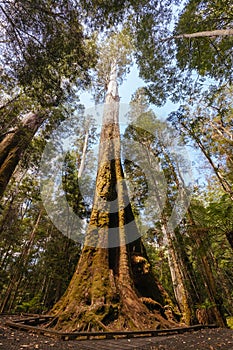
187, 209, 226, 327
78, 121, 90, 179
143, 143, 200, 324
0, 208, 43, 313
0, 111, 46, 199
175, 29, 233, 39
50, 63, 176, 332
181, 124, 233, 200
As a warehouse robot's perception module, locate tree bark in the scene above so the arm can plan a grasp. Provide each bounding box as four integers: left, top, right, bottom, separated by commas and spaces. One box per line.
175, 29, 233, 39
78, 122, 90, 179
0, 111, 46, 199
50, 63, 177, 332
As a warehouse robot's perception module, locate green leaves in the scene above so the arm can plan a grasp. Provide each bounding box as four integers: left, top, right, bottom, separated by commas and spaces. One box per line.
0, 0, 97, 106
174, 0, 233, 81
132, 0, 233, 105
91, 28, 134, 102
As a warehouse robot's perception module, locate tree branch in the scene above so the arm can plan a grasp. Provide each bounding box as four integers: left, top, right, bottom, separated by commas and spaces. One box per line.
164, 29, 233, 41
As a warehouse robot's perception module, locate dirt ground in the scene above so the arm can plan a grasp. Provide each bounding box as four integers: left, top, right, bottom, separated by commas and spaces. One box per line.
0, 316, 233, 350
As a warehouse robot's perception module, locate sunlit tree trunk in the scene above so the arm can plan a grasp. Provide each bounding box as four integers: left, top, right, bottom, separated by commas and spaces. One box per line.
78, 120, 90, 179
51, 62, 176, 332
0, 112, 46, 199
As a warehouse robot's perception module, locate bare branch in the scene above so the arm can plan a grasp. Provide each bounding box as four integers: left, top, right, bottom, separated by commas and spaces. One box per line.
163, 29, 233, 41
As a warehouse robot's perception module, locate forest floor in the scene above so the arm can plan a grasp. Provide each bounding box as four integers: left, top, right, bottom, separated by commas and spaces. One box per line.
0, 315, 233, 350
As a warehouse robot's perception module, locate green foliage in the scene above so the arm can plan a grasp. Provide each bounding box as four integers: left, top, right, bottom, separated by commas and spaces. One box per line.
186, 192, 233, 315
62, 151, 87, 218
15, 294, 44, 314
132, 0, 233, 105
0, 0, 97, 106
175, 0, 233, 81
92, 28, 134, 102
0, 109, 96, 311
168, 85, 233, 199
79, 0, 150, 29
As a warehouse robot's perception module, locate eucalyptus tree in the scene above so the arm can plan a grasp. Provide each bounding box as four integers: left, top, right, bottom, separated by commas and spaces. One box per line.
123, 88, 227, 326
49, 32, 177, 332
169, 86, 233, 201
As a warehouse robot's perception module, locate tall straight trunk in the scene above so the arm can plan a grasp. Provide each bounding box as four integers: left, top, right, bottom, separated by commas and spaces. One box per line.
140, 141, 200, 324
78, 121, 90, 179
180, 123, 233, 200
160, 144, 226, 326
162, 224, 200, 325
187, 209, 226, 327
50, 63, 177, 332
0, 111, 46, 199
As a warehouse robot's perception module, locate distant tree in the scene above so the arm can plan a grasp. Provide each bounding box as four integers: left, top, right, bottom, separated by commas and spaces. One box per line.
123, 89, 227, 326
169, 86, 233, 201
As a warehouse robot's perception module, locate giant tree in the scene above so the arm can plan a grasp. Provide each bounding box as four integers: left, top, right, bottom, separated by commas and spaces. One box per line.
48, 33, 176, 332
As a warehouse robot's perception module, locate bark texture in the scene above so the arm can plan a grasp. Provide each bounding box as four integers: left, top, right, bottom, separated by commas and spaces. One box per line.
50, 65, 177, 332
0, 112, 46, 198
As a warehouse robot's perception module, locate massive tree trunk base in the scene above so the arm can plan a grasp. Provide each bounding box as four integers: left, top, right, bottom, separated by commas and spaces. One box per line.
49, 244, 178, 332
50, 277, 177, 331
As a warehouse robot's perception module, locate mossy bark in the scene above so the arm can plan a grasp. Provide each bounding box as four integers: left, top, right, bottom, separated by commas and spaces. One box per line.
165, 227, 199, 325
0, 112, 46, 198
51, 65, 177, 332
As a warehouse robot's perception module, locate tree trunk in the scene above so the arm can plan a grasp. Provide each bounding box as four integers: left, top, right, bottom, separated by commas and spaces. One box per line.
181, 123, 233, 200
0, 111, 46, 199
0, 208, 43, 313
187, 210, 226, 327
162, 224, 200, 325
163, 29, 233, 42
163, 146, 226, 327
78, 120, 90, 179
50, 63, 177, 332
175, 29, 233, 39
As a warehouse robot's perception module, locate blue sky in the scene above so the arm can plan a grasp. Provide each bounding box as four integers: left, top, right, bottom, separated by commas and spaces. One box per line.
79, 63, 178, 121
